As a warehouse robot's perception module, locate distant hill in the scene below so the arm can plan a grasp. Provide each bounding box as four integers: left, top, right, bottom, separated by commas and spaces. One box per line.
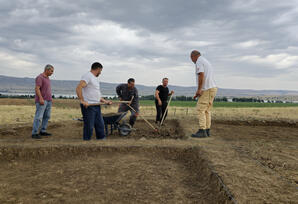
1, 75, 298, 97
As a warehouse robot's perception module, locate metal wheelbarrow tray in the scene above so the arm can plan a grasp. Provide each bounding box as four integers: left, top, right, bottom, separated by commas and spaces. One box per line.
102, 112, 132, 136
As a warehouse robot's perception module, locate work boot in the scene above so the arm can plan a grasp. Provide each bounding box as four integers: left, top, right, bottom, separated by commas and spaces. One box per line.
40, 132, 52, 136
191, 129, 208, 138
206, 129, 210, 137
32, 134, 42, 139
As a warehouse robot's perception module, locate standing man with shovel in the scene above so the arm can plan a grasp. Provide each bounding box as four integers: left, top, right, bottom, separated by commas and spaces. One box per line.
116, 78, 139, 127
76, 62, 112, 141
155, 78, 174, 125
190, 50, 217, 138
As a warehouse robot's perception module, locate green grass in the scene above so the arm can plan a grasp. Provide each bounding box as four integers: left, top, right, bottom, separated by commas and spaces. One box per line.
213, 102, 298, 108
139, 100, 298, 108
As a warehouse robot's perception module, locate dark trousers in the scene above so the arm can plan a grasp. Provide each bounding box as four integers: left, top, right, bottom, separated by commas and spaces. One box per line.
80, 104, 105, 140
155, 100, 168, 122
118, 104, 138, 127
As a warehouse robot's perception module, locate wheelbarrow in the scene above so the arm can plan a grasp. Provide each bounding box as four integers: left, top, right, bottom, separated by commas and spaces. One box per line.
102, 111, 132, 136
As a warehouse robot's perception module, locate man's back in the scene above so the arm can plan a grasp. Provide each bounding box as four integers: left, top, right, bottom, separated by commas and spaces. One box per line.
196, 56, 216, 90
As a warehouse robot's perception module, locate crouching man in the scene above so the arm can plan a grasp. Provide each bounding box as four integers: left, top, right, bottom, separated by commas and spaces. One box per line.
76, 62, 112, 140
116, 78, 139, 127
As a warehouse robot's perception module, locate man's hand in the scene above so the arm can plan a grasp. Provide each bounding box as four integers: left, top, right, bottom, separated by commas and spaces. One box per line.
193, 89, 203, 99
105, 100, 113, 105
170, 90, 174, 95
101, 98, 112, 105
39, 98, 45, 105
128, 96, 134, 106
80, 100, 89, 108
158, 100, 162, 106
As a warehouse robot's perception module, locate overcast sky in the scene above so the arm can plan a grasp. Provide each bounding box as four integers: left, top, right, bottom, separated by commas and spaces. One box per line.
0, 0, 297, 90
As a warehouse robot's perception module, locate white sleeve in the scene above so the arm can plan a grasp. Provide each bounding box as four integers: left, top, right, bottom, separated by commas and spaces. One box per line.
196, 61, 205, 73
81, 73, 91, 84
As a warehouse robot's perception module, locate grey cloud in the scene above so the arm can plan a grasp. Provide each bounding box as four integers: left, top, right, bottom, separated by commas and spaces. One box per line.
0, 0, 297, 89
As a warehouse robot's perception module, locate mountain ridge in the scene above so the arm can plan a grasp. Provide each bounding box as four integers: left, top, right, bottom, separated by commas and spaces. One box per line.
1, 75, 298, 97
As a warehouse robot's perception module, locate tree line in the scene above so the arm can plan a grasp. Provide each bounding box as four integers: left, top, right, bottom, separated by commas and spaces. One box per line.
0, 93, 288, 103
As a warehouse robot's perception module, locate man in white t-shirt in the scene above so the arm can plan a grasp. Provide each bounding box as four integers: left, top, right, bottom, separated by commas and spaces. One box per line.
190, 50, 218, 138
76, 62, 112, 140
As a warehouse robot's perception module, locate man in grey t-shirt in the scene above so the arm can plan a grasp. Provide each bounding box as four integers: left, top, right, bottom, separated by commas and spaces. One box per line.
116, 78, 139, 127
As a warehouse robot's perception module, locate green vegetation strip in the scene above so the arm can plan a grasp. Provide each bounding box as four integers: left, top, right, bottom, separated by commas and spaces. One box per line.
139, 100, 298, 108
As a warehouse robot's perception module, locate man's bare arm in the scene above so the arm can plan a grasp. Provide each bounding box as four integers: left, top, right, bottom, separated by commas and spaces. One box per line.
193, 72, 205, 99
155, 90, 162, 105
35, 86, 44, 105
76, 80, 88, 106
198, 72, 204, 91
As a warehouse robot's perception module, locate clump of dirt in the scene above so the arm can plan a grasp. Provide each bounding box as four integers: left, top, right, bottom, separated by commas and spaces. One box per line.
125, 119, 186, 139
0, 145, 234, 203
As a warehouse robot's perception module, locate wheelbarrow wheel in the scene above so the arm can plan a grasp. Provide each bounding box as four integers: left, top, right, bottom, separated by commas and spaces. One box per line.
118, 123, 132, 136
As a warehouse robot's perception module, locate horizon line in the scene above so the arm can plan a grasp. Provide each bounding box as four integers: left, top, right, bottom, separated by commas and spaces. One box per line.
1, 74, 298, 92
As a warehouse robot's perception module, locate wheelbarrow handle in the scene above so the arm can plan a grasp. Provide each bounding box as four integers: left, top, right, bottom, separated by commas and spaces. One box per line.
127, 104, 157, 131
87, 101, 132, 106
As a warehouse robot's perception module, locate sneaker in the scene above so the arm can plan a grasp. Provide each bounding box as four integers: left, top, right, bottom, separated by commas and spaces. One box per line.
191, 129, 208, 138
32, 134, 42, 139
40, 132, 52, 136
206, 129, 210, 137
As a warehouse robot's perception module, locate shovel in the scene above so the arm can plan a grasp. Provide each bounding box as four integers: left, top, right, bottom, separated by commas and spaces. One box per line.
160, 93, 174, 127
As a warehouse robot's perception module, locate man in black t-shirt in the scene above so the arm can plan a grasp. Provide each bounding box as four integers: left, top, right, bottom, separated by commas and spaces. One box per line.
155, 78, 174, 124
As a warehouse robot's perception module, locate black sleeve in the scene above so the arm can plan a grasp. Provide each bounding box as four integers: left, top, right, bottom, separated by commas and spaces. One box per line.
134, 88, 139, 101
116, 84, 122, 97
156, 85, 161, 91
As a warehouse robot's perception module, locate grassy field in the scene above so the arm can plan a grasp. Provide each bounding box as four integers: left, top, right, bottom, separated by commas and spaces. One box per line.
140, 100, 298, 107
1, 98, 298, 126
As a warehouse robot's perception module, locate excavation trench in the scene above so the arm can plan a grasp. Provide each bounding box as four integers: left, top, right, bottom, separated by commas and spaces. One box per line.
0, 145, 234, 203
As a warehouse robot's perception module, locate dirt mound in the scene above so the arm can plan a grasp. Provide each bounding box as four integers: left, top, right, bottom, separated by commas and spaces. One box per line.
126, 120, 185, 139
0, 145, 234, 203
214, 119, 298, 128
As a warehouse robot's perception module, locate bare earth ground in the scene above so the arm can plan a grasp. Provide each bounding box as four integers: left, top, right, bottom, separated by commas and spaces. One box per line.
0, 119, 297, 203
0, 99, 298, 203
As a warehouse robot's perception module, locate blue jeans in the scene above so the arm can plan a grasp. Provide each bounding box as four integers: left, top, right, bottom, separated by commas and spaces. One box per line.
80, 104, 105, 140
118, 104, 138, 127
32, 101, 52, 135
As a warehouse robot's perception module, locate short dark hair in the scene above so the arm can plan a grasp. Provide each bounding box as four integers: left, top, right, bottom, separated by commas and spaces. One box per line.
128, 78, 135, 83
91, 62, 103, 70
162, 77, 168, 81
